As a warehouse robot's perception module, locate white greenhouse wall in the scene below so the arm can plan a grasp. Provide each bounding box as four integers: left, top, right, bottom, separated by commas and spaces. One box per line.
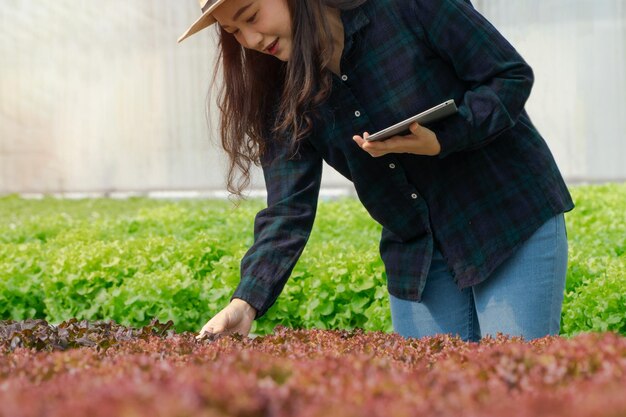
0, 1, 624, 195
473, 0, 626, 183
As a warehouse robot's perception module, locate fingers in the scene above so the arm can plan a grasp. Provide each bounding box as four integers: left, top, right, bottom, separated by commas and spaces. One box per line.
195, 303, 253, 342
353, 123, 441, 157
199, 323, 226, 335
195, 326, 222, 341
353, 132, 391, 158
352, 132, 367, 147
409, 123, 441, 155
408, 122, 422, 135
195, 315, 228, 341
195, 331, 224, 342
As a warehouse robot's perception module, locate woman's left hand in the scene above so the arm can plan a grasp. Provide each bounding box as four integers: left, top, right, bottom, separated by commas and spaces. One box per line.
352, 122, 441, 157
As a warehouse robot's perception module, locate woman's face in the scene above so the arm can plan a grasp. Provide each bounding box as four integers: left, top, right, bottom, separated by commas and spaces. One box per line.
212, 0, 293, 61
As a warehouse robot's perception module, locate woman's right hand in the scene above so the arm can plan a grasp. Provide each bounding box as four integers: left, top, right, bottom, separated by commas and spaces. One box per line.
195, 298, 257, 341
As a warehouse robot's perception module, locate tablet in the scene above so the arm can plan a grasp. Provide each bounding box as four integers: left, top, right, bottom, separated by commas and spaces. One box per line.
364, 99, 458, 142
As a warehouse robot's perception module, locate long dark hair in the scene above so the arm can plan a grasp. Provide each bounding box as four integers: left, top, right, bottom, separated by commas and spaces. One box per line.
208, 0, 367, 197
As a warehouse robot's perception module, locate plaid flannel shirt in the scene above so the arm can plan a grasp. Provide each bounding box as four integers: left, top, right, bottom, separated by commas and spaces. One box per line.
230, 0, 574, 318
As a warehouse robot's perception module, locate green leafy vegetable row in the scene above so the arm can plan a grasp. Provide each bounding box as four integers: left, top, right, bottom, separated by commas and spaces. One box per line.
0, 183, 624, 336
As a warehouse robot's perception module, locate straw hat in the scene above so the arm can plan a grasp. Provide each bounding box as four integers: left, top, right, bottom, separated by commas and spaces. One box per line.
178, 0, 229, 43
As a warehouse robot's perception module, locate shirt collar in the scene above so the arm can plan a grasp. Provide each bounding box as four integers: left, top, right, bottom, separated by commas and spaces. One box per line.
342, 5, 370, 39
341, 5, 370, 54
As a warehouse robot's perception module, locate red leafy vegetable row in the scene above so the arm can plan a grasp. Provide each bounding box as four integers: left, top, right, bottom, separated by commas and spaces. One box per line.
1, 320, 625, 417
0, 318, 176, 352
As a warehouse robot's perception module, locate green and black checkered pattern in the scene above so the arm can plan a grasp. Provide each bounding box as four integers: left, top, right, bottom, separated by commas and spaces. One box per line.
231, 0, 574, 319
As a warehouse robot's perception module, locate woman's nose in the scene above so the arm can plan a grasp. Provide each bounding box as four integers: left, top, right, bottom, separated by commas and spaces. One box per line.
240, 29, 263, 50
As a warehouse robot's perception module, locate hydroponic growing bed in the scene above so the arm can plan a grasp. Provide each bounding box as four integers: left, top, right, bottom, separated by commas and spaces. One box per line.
1, 318, 625, 417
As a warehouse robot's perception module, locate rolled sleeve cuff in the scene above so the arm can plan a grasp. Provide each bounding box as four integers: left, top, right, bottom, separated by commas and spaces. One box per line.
230, 276, 277, 319
433, 111, 505, 159
431, 113, 472, 158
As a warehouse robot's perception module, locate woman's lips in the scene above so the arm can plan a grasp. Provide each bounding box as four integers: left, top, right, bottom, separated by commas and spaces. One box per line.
266, 38, 279, 54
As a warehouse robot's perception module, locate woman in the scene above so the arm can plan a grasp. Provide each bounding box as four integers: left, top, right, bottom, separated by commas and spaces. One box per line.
180, 0, 574, 342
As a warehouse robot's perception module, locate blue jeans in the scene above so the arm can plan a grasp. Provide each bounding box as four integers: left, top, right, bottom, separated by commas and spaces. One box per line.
389, 213, 568, 342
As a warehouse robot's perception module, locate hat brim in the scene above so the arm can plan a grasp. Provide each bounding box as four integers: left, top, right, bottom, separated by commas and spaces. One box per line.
178, 10, 217, 43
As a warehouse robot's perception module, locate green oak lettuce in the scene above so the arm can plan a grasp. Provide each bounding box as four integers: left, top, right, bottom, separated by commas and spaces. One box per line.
0, 183, 624, 337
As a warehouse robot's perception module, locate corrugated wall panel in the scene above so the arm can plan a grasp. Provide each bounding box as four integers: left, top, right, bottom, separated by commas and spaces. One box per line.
1, 1, 624, 194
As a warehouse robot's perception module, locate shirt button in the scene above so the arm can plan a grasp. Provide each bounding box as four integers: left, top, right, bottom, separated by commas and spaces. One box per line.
389, 163, 396, 169
354, 110, 361, 117
411, 193, 418, 199
341, 74, 348, 81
